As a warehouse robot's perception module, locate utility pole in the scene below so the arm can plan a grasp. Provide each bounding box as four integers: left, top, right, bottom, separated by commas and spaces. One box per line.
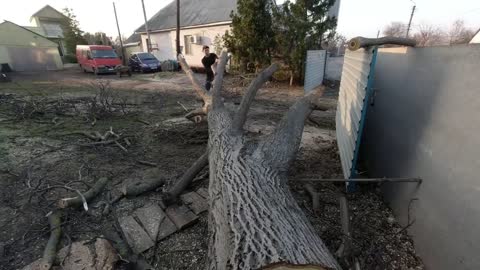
141, 0, 151, 52
113, 2, 125, 64
176, 0, 181, 55
406, 4, 416, 38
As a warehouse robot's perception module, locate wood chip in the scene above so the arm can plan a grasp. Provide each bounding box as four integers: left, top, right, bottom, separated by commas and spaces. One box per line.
118, 216, 154, 254
180, 192, 208, 215
165, 204, 198, 229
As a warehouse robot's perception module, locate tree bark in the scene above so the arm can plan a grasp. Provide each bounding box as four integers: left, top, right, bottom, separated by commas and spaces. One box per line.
178, 53, 340, 270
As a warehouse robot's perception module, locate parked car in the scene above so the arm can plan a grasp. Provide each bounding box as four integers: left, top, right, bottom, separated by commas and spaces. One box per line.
128, 52, 161, 72
76, 45, 122, 75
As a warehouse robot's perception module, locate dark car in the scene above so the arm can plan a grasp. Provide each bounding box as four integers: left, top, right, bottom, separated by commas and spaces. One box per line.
128, 52, 161, 72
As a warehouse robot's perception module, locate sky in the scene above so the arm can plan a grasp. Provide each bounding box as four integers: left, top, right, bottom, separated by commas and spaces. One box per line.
0, 0, 479, 40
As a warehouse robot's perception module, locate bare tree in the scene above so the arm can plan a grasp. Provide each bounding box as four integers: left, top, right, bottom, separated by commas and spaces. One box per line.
177, 52, 340, 269
448, 20, 475, 45
383, 22, 407, 37
323, 33, 347, 55
413, 24, 447, 47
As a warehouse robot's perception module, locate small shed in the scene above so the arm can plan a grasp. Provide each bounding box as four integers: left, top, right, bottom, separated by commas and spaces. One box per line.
124, 33, 142, 59
0, 21, 63, 71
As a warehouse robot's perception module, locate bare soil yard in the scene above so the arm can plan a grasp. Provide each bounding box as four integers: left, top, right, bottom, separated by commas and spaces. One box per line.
0, 69, 423, 270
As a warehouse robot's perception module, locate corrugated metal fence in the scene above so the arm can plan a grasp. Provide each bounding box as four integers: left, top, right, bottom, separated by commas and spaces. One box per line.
304, 50, 326, 92
335, 47, 378, 184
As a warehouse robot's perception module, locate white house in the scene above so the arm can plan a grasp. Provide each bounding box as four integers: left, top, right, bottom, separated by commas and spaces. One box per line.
470, 28, 480, 44
136, 0, 236, 67
27, 5, 68, 56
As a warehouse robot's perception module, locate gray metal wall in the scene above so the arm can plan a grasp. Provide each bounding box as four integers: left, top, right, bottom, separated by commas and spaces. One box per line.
362, 45, 480, 270
304, 50, 326, 92
325, 55, 344, 81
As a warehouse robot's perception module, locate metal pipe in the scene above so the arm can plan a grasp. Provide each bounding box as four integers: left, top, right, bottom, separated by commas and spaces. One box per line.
296, 177, 422, 183
176, 0, 181, 55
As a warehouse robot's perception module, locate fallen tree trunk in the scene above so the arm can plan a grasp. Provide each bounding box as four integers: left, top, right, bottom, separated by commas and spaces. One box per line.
178, 53, 340, 269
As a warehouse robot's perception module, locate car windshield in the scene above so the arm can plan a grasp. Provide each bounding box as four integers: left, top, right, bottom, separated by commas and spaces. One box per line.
137, 53, 157, 61
92, 49, 118, 59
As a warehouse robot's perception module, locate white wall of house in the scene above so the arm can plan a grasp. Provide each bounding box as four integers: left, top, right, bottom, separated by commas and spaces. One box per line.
141, 31, 176, 61
470, 31, 480, 44
141, 23, 230, 67
173, 24, 230, 67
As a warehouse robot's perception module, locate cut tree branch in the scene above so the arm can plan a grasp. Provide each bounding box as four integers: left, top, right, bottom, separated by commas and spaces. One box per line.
122, 177, 165, 197
211, 51, 228, 109
336, 194, 352, 259
232, 63, 279, 133
304, 184, 321, 211
185, 107, 208, 121
178, 54, 210, 103
58, 177, 109, 209
163, 151, 208, 204
348, 36, 416, 51
257, 87, 326, 172
41, 211, 62, 270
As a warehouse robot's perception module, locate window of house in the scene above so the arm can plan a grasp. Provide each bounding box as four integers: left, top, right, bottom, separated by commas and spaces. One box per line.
184, 35, 193, 55
42, 22, 64, 38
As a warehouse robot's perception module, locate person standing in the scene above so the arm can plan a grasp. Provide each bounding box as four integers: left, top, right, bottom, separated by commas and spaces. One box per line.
201, 46, 218, 90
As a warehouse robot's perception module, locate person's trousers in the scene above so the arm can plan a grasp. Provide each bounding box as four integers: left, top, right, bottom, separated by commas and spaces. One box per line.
205, 80, 212, 91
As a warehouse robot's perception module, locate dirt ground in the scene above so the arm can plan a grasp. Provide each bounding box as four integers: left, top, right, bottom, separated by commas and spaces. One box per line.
0, 68, 424, 270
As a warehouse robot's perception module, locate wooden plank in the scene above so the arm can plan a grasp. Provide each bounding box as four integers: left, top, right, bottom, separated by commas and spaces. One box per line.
157, 213, 178, 241
180, 191, 208, 215
196, 187, 209, 199
134, 203, 177, 241
118, 216, 154, 254
165, 204, 198, 229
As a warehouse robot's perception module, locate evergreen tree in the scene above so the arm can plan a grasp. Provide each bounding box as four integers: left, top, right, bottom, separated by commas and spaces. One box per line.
61, 8, 87, 54
224, 0, 276, 71
274, 0, 337, 81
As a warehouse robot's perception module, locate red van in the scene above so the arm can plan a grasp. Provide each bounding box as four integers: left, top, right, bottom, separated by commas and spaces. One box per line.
76, 45, 122, 75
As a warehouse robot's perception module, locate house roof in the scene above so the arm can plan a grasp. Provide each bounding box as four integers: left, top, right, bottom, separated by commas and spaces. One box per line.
31, 5, 67, 20
125, 32, 141, 44
136, 0, 236, 33
23, 26, 45, 36
0, 20, 57, 46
